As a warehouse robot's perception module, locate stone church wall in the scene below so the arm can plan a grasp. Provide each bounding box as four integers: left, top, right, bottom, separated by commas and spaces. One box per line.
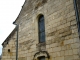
2, 0, 80, 60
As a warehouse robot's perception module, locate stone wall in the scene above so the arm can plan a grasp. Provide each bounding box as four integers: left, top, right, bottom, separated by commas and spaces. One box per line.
1, 30, 16, 60
2, 0, 80, 60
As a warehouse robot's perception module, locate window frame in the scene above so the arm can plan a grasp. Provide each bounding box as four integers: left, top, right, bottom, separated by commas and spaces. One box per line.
38, 15, 45, 43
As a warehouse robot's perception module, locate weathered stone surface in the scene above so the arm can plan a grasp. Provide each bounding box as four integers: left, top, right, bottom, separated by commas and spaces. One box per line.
1, 0, 80, 60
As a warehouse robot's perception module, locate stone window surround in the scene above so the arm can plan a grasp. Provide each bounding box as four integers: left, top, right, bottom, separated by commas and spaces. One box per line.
33, 51, 50, 60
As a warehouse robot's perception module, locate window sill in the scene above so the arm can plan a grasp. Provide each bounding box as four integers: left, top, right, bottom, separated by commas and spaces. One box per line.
36, 42, 46, 51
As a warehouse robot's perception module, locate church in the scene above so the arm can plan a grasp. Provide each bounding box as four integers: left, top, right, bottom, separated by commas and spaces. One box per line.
1, 0, 80, 60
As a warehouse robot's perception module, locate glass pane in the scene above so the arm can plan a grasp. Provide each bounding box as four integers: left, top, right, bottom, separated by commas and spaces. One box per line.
39, 15, 44, 22
39, 32, 45, 43
39, 21, 45, 32
39, 57, 45, 60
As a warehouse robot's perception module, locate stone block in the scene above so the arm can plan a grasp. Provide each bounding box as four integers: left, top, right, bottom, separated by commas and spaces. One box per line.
52, 52, 56, 58
56, 52, 61, 57
73, 37, 80, 43
50, 43, 58, 48
73, 55, 79, 60
68, 49, 73, 55
60, 51, 65, 56
48, 48, 53, 53
53, 47, 61, 52
71, 20, 77, 25
55, 56, 64, 60
61, 46, 67, 51
65, 50, 69, 55
71, 43, 79, 49
73, 49, 79, 55
64, 55, 74, 60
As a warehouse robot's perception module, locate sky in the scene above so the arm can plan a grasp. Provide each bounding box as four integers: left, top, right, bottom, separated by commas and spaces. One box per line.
0, 0, 25, 55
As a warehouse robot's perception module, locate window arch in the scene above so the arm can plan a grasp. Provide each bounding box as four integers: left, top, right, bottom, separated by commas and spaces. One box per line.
38, 15, 45, 43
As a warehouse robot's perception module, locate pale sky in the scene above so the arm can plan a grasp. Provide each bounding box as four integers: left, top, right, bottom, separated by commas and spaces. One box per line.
0, 0, 25, 55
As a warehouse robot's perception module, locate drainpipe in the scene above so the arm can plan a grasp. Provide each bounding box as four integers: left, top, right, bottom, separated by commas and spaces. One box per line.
13, 22, 19, 60
73, 0, 80, 37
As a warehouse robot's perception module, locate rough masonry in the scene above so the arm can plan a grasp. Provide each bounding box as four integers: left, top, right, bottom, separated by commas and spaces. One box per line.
1, 0, 80, 60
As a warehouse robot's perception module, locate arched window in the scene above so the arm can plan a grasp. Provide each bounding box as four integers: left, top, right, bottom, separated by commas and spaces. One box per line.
38, 56, 45, 60
38, 15, 45, 43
